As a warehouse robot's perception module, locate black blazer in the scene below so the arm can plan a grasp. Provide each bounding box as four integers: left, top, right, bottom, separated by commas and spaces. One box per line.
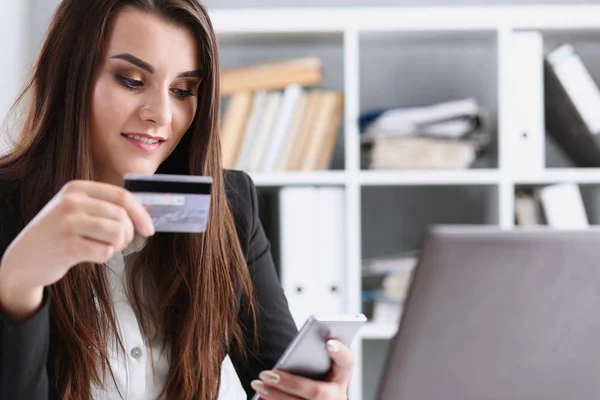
0, 169, 298, 399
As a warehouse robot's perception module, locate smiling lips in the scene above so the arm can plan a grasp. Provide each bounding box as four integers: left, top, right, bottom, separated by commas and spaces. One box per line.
122, 133, 165, 153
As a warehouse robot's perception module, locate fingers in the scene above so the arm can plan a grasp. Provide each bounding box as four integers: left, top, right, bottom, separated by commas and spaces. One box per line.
326, 339, 355, 384
64, 180, 154, 237
67, 215, 131, 252
253, 340, 354, 400
67, 236, 115, 264
73, 195, 135, 245
250, 379, 304, 400
254, 370, 335, 400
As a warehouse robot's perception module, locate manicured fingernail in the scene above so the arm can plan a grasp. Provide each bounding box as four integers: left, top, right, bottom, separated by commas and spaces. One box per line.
259, 370, 280, 384
251, 380, 269, 395
146, 223, 155, 236
327, 340, 339, 353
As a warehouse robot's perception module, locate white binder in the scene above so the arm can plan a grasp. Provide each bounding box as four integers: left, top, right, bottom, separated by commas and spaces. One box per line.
279, 187, 318, 328
314, 187, 346, 316
538, 183, 589, 229
510, 31, 545, 173
278, 186, 346, 328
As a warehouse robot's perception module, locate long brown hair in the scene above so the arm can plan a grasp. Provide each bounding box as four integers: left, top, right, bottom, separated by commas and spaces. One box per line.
0, 0, 256, 398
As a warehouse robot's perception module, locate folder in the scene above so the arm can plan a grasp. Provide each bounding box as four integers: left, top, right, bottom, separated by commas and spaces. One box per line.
510, 31, 545, 172
544, 44, 600, 167
278, 187, 346, 327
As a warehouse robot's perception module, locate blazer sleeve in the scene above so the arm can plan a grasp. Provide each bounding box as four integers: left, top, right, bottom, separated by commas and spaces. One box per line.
0, 291, 51, 400
0, 194, 52, 400
227, 171, 299, 398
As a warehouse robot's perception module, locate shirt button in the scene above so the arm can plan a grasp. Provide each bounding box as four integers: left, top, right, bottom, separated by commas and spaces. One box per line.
130, 347, 142, 359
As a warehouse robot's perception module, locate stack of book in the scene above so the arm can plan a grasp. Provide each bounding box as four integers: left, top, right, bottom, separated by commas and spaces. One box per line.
361, 251, 417, 323
359, 98, 490, 170
219, 57, 344, 172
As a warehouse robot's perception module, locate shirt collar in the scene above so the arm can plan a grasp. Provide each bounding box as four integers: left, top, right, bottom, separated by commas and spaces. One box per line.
104, 233, 147, 274
123, 233, 148, 256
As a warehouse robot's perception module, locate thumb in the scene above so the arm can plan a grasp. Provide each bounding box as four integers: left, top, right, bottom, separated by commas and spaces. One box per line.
326, 339, 355, 384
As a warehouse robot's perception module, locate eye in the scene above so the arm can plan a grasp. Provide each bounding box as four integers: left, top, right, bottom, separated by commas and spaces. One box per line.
116, 74, 143, 90
171, 88, 196, 100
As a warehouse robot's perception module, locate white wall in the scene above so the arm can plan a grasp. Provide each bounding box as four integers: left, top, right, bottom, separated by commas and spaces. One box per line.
0, 0, 30, 154
31, 0, 61, 53
206, 0, 600, 8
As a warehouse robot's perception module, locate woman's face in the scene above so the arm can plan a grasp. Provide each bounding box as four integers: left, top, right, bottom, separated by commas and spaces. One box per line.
90, 7, 201, 185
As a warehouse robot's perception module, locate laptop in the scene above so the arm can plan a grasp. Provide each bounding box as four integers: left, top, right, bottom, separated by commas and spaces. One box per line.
376, 225, 600, 400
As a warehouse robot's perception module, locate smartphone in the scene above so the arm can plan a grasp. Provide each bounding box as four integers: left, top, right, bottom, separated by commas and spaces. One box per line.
251, 314, 367, 400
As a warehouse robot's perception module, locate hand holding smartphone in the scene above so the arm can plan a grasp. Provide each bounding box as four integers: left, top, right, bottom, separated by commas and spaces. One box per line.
251, 314, 367, 400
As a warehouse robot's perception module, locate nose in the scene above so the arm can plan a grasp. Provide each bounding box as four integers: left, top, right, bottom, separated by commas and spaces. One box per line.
139, 86, 172, 127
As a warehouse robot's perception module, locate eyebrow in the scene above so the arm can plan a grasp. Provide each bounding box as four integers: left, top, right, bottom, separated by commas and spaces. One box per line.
110, 53, 202, 78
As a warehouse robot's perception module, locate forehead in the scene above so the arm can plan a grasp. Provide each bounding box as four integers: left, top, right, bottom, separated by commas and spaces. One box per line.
104, 7, 200, 73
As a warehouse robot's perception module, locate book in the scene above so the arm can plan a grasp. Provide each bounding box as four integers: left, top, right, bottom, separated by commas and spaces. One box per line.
368, 136, 477, 170
276, 90, 309, 171
360, 98, 481, 139
216, 56, 343, 171
234, 90, 268, 170
260, 84, 303, 171
544, 44, 600, 167
286, 90, 322, 171
300, 91, 344, 171
219, 91, 253, 168
537, 183, 589, 229
220, 57, 323, 96
316, 92, 344, 170
514, 192, 544, 226
246, 91, 282, 171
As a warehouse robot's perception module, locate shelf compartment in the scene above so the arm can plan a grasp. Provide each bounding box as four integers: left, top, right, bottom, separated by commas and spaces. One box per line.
218, 31, 346, 171
358, 30, 499, 171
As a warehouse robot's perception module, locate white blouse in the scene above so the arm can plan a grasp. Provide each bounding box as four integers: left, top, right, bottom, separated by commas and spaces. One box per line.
91, 235, 245, 399
90, 234, 169, 399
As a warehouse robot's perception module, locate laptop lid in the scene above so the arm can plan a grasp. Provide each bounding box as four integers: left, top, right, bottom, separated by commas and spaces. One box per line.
377, 225, 600, 400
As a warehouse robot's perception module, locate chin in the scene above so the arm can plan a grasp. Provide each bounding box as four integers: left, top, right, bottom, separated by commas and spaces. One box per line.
119, 163, 159, 177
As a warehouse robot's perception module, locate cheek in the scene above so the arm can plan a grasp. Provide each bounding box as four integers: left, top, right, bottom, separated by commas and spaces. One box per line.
90, 79, 130, 143
171, 101, 197, 142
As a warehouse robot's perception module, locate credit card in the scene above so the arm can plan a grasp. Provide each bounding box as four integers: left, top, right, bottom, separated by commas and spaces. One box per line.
123, 173, 213, 233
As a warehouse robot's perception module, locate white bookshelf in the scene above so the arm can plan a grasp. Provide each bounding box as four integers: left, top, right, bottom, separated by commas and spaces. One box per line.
248, 171, 348, 186
358, 170, 501, 186
210, 6, 600, 33
515, 168, 600, 184
212, 6, 600, 399
359, 321, 399, 340
248, 170, 502, 186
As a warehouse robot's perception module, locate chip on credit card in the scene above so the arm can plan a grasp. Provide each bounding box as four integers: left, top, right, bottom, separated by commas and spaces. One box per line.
123, 173, 212, 233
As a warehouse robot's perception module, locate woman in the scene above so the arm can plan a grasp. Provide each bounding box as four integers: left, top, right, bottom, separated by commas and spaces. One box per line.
0, 0, 354, 399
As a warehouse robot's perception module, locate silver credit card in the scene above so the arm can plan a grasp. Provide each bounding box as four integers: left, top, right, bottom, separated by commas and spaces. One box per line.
123, 173, 212, 233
